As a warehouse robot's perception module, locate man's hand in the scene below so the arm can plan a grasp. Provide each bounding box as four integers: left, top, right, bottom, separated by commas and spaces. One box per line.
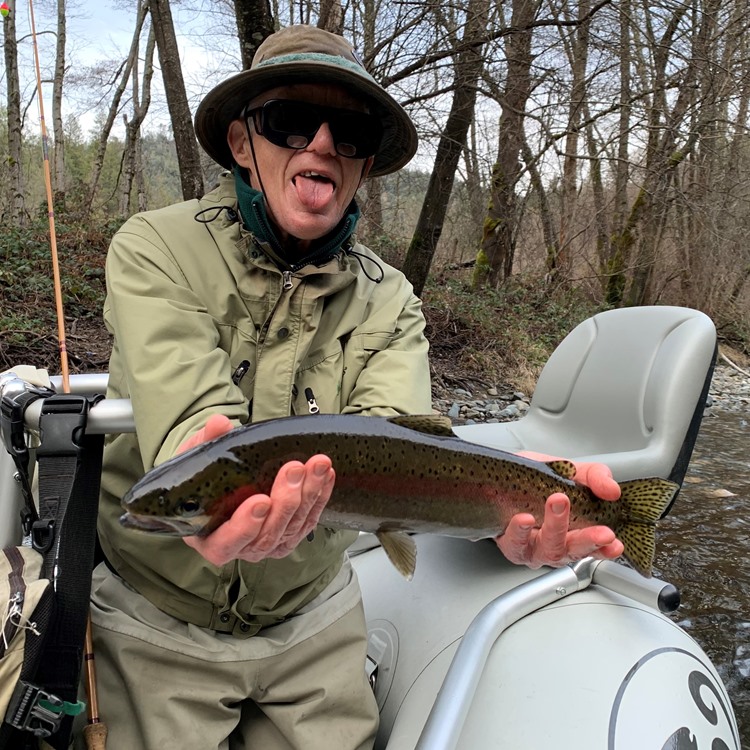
179, 415, 334, 566
495, 453, 625, 569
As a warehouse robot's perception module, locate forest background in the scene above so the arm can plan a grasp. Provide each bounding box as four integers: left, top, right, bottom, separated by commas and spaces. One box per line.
1, 0, 749, 394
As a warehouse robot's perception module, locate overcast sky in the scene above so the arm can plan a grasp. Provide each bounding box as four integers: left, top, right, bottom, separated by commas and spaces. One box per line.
9, 0, 241, 136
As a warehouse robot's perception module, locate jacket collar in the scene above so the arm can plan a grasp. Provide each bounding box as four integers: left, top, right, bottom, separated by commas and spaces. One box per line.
233, 167, 361, 272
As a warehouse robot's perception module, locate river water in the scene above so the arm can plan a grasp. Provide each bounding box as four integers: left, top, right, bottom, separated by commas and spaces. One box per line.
655, 408, 750, 747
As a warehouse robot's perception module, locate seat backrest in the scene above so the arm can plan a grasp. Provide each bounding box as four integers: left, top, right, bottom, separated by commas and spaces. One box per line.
456, 306, 716, 485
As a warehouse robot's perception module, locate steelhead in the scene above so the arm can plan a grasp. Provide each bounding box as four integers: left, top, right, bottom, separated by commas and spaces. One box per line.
120, 414, 679, 578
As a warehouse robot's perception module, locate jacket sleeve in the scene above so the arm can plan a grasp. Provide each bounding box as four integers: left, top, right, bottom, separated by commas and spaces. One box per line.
104, 214, 248, 470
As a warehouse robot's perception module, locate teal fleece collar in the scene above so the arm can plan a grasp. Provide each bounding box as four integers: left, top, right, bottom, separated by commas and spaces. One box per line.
233, 168, 360, 271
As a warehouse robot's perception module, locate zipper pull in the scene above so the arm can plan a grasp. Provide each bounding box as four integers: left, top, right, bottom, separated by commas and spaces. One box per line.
231, 360, 251, 385
282, 271, 294, 291
304, 387, 320, 414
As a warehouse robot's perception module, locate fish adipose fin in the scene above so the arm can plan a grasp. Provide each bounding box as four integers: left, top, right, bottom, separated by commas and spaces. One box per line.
544, 460, 577, 480
616, 478, 680, 578
376, 530, 418, 580
388, 414, 455, 437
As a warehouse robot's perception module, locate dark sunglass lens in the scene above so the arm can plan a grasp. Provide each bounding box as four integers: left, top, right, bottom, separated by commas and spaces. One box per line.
330, 111, 383, 158
263, 101, 321, 149
254, 100, 383, 158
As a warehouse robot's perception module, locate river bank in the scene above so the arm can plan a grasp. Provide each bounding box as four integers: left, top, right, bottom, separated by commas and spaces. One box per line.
432, 363, 750, 425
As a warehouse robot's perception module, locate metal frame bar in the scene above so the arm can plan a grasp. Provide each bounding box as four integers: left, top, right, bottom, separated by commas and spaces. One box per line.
415, 558, 678, 750
0, 373, 680, 749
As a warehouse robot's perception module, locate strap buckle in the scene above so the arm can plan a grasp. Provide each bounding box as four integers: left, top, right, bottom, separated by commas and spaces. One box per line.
36, 394, 91, 458
5, 681, 64, 738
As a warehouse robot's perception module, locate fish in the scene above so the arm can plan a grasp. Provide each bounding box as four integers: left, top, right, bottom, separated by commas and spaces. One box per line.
120, 414, 679, 579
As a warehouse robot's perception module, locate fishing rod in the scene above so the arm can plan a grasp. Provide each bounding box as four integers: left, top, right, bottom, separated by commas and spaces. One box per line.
27, 0, 68, 392
27, 0, 107, 747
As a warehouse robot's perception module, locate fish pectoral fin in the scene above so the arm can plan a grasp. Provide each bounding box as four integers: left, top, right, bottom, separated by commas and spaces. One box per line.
387, 414, 456, 437
545, 459, 577, 480
376, 531, 417, 580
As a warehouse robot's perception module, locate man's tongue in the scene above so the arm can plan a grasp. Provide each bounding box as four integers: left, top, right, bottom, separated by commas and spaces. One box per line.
293, 174, 335, 210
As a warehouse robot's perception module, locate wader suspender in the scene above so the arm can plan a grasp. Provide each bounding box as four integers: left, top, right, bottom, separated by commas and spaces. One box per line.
0, 392, 104, 750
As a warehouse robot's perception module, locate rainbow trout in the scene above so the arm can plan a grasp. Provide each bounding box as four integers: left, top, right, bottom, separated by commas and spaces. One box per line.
120, 414, 679, 578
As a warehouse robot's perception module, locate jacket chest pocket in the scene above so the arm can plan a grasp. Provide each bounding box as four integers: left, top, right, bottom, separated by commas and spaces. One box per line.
294, 331, 394, 414
293, 342, 344, 415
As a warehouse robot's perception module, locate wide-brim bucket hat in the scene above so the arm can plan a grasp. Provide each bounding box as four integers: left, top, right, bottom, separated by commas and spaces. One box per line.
194, 25, 418, 178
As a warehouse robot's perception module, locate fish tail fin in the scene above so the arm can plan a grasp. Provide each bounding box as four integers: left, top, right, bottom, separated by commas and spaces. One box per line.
616, 521, 657, 578
615, 478, 680, 577
376, 530, 417, 580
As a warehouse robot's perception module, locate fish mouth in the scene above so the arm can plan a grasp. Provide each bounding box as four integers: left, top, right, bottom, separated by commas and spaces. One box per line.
119, 511, 204, 537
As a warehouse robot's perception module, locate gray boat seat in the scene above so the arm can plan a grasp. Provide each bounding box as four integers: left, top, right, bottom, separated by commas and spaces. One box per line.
454, 306, 716, 494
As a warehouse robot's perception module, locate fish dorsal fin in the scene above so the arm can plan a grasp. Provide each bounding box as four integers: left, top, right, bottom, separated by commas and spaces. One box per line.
376, 530, 417, 580
545, 459, 577, 480
388, 414, 455, 437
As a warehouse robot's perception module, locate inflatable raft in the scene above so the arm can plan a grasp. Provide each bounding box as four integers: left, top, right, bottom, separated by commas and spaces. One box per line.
0, 305, 740, 748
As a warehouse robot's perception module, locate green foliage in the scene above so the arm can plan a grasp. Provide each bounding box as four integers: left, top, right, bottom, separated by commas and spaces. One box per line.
422, 274, 604, 390
0, 219, 108, 345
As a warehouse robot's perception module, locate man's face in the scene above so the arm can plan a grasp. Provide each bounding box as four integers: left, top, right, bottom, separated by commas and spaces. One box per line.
228, 83, 375, 245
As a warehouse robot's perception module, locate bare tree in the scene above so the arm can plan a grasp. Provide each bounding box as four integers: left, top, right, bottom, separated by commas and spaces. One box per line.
119, 20, 156, 218
3, 5, 25, 224
474, 0, 538, 288
402, 0, 491, 295
150, 0, 205, 200
51, 0, 66, 205
84, 1, 150, 218
234, 0, 275, 69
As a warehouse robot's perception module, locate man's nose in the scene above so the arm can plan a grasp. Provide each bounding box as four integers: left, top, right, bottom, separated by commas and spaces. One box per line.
306, 122, 337, 156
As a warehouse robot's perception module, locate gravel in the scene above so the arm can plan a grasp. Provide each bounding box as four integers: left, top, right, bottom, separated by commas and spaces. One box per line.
433, 364, 750, 426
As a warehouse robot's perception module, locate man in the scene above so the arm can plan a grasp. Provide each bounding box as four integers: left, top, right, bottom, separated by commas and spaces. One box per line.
86, 24, 622, 749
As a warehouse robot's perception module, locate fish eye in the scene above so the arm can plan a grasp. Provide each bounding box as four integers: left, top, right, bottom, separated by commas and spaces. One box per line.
177, 498, 203, 517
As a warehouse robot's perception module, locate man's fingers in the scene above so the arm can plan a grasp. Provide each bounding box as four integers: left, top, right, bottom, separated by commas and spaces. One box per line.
177, 414, 234, 454
182, 494, 271, 565
279, 455, 334, 541
574, 462, 621, 501
535, 493, 571, 564
564, 527, 624, 561
495, 513, 537, 565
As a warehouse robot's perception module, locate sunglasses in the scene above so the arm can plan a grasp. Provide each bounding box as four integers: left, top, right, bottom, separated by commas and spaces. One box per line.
245, 99, 383, 159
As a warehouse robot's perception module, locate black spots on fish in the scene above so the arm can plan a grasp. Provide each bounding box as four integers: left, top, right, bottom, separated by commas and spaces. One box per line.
617, 521, 656, 577
619, 478, 679, 523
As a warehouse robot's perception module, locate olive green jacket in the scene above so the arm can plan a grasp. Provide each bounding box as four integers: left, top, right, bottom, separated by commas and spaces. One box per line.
98, 175, 432, 636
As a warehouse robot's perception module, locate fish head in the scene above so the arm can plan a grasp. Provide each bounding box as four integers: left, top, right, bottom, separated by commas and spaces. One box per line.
119, 476, 217, 536
119, 506, 212, 536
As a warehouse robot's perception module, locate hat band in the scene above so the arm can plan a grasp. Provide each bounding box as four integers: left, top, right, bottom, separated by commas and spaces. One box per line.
255, 52, 377, 83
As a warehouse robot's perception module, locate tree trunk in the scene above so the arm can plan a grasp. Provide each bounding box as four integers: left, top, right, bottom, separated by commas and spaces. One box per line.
554, 0, 590, 279
85, 2, 149, 218
3, 6, 25, 225
119, 21, 156, 219
233, 0, 275, 69
318, 0, 344, 34
474, 0, 537, 288
150, 0, 205, 200
602, 0, 631, 305
52, 0, 67, 207
626, 0, 717, 306
402, 0, 490, 296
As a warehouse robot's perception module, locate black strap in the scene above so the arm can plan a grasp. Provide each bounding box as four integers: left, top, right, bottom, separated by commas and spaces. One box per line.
1, 394, 104, 750
0, 386, 54, 534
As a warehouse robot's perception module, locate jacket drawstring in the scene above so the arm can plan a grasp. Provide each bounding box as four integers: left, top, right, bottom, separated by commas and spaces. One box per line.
345, 247, 384, 283
194, 205, 239, 224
